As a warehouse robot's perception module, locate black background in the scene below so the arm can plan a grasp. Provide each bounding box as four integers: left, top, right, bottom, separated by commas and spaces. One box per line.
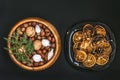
0, 0, 120, 80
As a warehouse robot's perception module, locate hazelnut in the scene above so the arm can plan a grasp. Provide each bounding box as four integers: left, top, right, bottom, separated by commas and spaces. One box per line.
48, 36, 52, 41
42, 49, 46, 54
21, 27, 25, 32
39, 62, 44, 66
33, 62, 39, 67
40, 31, 45, 37
51, 43, 55, 48
43, 25, 46, 29
39, 23, 42, 27
17, 28, 23, 35
51, 34, 54, 37
38, 51, 45, 59
28, 22, 32, 25
26, 26, 35, 37
24, 23, 28, 27
37, 36, 41, 39
32, 22, 36, 26
34, 40, 41, 50
46, 32, 50, 37
45, 28, 50, 33
51, 37, 55, 43
37, 50, 42, 54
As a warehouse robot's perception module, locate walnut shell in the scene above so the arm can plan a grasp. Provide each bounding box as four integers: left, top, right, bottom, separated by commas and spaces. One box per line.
34, 40, 41, 50
26, 26, 35, 37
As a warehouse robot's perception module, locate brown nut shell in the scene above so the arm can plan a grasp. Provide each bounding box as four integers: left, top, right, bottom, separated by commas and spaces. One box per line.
26, 26, 35, 37
34, 40, 41, 50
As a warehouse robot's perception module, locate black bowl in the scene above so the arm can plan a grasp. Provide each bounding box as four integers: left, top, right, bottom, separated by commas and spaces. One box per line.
64, 21, 116, 71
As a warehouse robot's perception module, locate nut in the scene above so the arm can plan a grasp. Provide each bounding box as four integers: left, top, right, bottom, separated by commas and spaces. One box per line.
42, 49, 47, 54
48, 36, 52, 41
40, 31, 45, 37
26, 26, 35, 37
24, 23, 28, 27
34, 40, 41, 50
46, 32, 50, 37
33, 62, 39, 67
45, 28, 50, 33
17, 28, 23, 35
32, 22, 36, 26
39, 61, 44, 66
21, 27, 25, 32
39, 23, 42, 27
51, 43, 55, 48
51, 37, 55, 43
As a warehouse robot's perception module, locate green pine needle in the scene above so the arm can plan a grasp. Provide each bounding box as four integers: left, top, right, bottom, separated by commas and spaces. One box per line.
4, 30, 34, 64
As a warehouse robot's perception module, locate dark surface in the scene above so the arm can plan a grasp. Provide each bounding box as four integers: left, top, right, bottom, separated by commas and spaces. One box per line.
0, 0, 120, 80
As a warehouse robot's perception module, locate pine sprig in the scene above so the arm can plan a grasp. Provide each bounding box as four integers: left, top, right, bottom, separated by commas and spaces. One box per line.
4, 30, 34, 64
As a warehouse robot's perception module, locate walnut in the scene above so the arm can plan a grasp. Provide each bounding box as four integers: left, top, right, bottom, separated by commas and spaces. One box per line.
34, 40, 41, 50
26, 26, 35, 37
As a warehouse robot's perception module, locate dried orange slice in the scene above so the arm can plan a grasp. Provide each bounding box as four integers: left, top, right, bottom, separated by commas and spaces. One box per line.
96, 55, 109, 65
86, 43, 93, 53
74, 50, 87, 62
95, 25, 106, 36
103, 45, 112, 55
83, 24, 94, 38
73, 31, 83, 43
103, 42, 112, 55
80, 40, 91, 50
83, 54, 96, 68
73, 42, 80, 52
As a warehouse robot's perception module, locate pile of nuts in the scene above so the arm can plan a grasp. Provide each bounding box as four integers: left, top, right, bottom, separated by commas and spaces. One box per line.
72, 24, 112, 68
14, 21, 56, 67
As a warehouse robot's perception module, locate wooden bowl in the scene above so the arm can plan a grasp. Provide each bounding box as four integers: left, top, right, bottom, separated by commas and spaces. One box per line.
7, 17, 61, 71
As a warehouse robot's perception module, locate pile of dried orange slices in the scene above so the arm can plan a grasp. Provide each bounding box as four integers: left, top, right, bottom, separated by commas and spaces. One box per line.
72, 24, 112, 68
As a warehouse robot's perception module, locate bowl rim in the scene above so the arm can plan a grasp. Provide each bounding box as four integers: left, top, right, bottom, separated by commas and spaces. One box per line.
7, 17, 61, 71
